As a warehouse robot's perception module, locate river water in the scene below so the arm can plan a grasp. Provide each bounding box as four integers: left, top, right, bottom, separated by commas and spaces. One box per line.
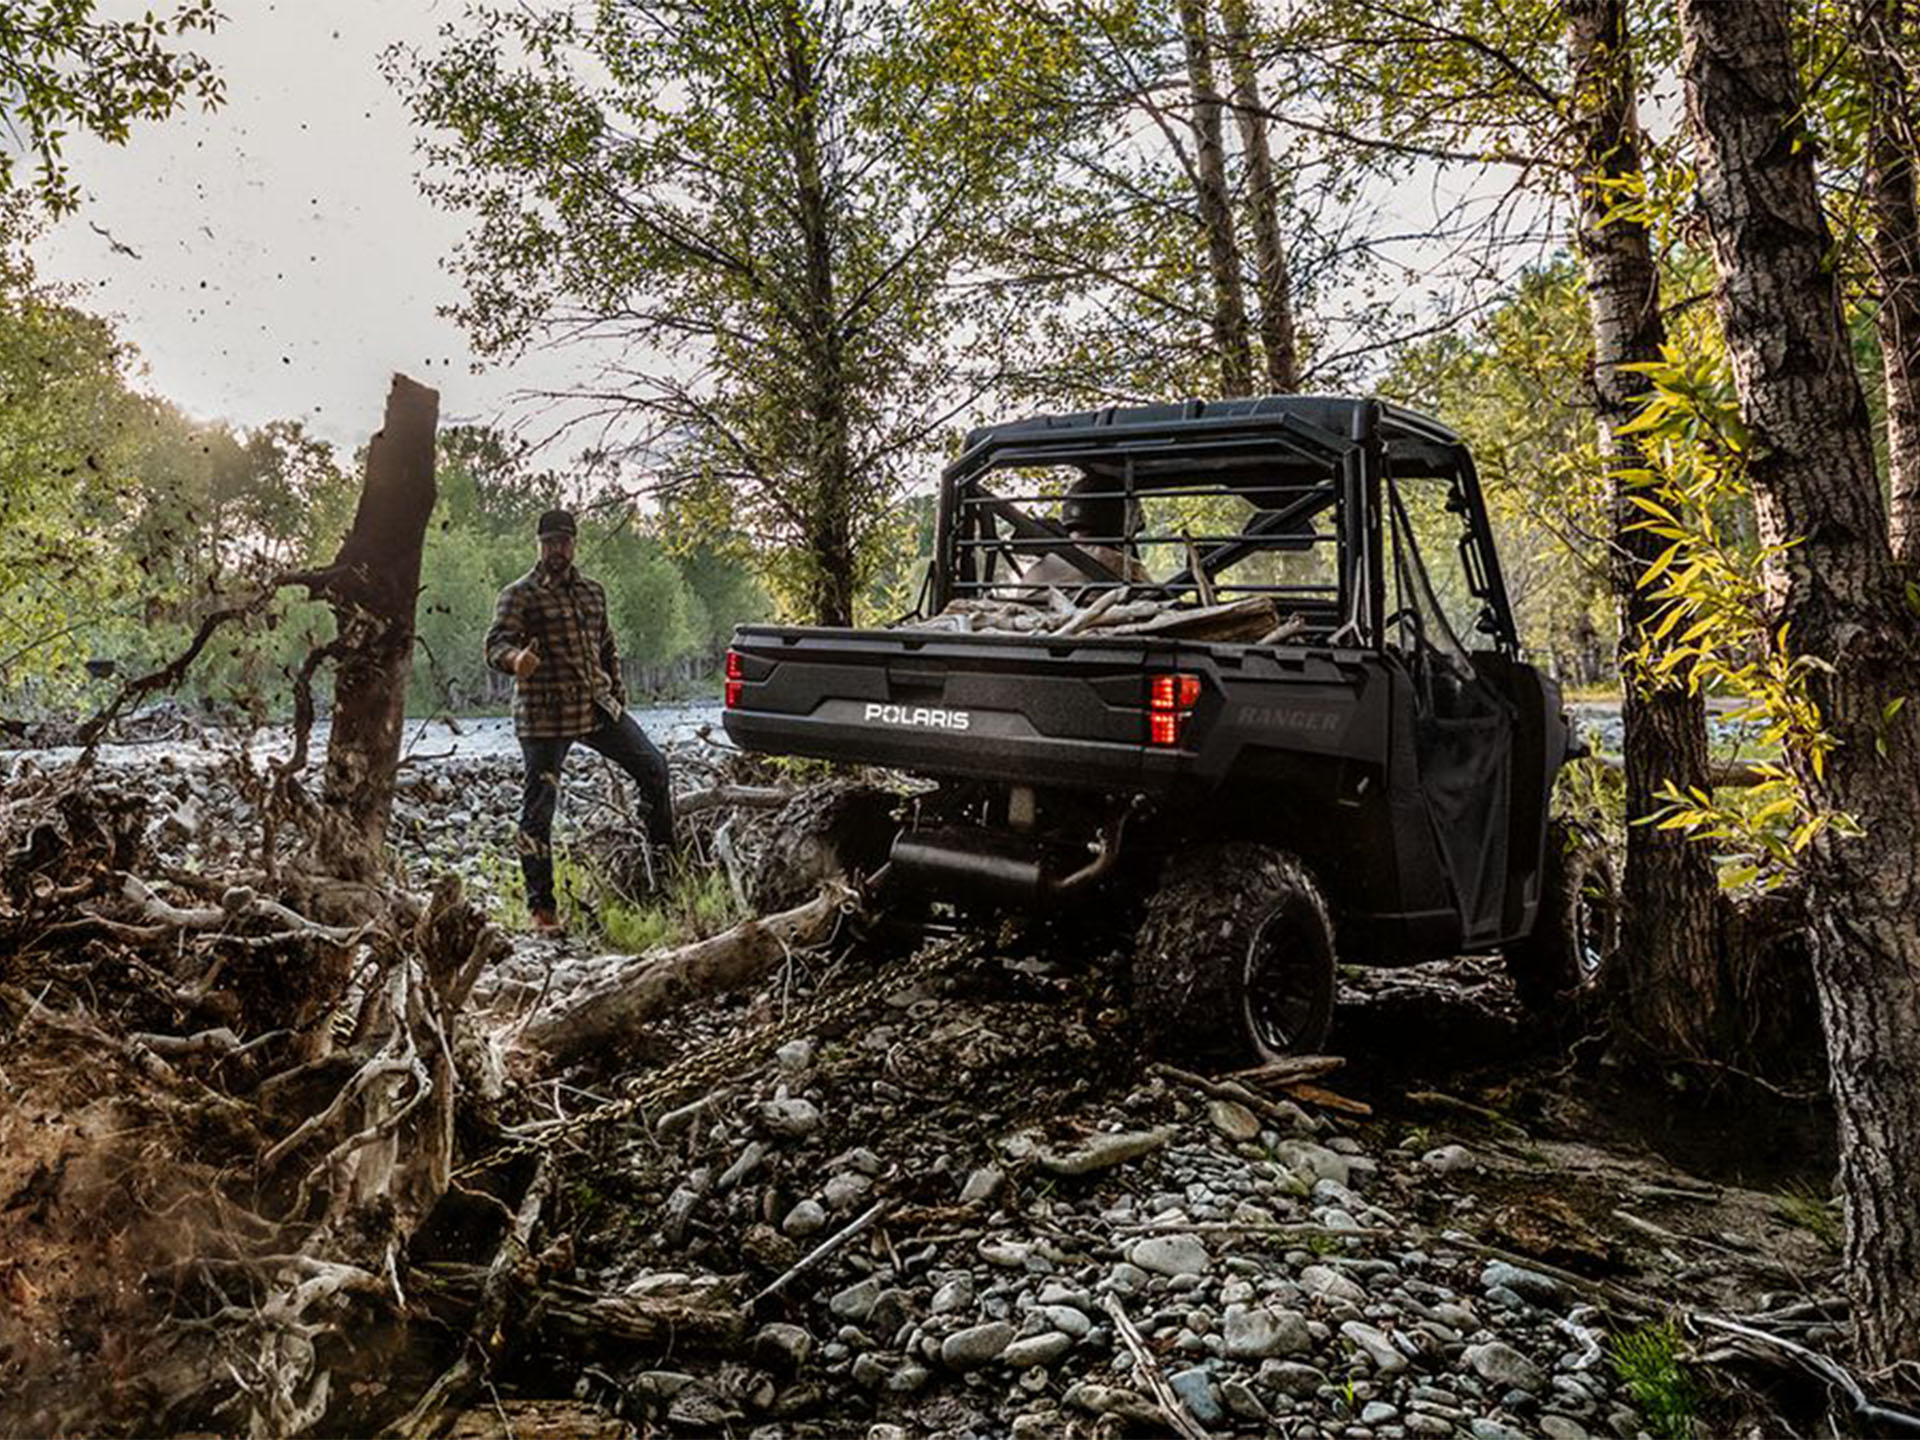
8, 698, 1754, 771
7, 700, 730, 770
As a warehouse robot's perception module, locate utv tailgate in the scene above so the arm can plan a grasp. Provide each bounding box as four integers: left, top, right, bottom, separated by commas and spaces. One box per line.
723, 625, 1180, 790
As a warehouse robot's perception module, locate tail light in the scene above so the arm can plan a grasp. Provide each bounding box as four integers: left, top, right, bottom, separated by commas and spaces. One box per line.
725, 649, 744, 708
1148, 672, 1201, 746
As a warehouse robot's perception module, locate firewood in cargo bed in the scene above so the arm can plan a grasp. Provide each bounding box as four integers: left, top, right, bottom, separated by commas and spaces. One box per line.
910, 592, 1286, 643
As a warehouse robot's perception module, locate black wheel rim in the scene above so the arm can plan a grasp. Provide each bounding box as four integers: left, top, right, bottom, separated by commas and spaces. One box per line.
1242, 907, 1326, 1055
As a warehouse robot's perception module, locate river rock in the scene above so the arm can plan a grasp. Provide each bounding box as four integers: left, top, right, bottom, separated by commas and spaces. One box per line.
960, 1166, 1005, 1204
830, 1277, 883, 1322
1300, 1264, 1367, 1305
1129, 1232, 1211, 1277
823, 1171, 872, 1210
1208, 1098, 1262, 1141
1004, 1331, 1073, 1367
930, 1275, 975, 1314
752, 1322, 813, 1372
758, 1097, 820, 1138
942, 1320, 1016, 1369
1222, 1303, 1312, 1359
1261, 1360, 1329, 1397
1467, 1340, 1548, 1393
782, 1199, 827, 1237
1481, 1259, 1567, 1307
1168, 1367, 1224, 1427
1341, 1320, 1409, 1375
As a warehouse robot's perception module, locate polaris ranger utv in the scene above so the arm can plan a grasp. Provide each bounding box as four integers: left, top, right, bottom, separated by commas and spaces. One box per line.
722, 396, 1614, 1064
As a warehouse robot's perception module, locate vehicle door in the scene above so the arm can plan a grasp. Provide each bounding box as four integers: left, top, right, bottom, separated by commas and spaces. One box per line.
1381, 471, 1516, 948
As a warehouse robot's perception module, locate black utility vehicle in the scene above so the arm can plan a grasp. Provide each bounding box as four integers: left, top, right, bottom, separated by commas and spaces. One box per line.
723, 396, 1614, 1063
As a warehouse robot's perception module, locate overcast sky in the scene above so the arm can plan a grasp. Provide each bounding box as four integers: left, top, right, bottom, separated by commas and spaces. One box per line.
30, 0, 586, 455
26, 2, 1577, 467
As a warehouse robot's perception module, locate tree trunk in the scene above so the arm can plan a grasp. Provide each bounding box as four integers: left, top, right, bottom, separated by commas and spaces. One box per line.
1218, 0, 1298, 393
1680, 0, 1920, 1369
780, 1, 859, 628
1860, 0, 1920, 567
1176, 0, 1255, 397
1565, 0, 1723, 1057
317, 375, 439, 877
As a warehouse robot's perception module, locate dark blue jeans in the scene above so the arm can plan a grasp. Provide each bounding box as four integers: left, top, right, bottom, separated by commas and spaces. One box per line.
518, 709, 676, 911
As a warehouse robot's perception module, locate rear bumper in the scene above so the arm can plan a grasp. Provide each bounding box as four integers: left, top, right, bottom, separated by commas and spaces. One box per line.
722, 705, 1183, 792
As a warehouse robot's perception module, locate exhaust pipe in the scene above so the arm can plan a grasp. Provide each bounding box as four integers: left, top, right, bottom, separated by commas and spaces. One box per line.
888, 802, 1136, 907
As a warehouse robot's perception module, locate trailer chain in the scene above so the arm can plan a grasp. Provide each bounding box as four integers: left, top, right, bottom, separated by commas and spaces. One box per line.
460, 930, 981, 1177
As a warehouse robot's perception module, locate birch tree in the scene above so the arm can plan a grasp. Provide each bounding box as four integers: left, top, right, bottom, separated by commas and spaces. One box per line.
1680, 0, 1920, 1367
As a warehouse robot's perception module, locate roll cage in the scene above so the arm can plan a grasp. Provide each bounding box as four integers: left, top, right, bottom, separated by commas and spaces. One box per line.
930, 395, 1520, 657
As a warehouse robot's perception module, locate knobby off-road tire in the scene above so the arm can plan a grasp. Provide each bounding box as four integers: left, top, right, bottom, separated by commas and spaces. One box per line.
1504, 819, 1619, 1016
747, 781, 900, 914
1132, 842, 1337, 1068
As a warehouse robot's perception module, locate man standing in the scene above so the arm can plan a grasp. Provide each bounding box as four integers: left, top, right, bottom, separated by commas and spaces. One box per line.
485, 508, 676, 933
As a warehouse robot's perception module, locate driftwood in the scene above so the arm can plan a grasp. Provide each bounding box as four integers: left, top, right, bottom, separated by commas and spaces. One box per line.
916, 592, 1292, 645
1102, 1293, 1211, 1440
409, 1265, 747, 1358
520, 881, 857, 1065
673, 783, 797, 816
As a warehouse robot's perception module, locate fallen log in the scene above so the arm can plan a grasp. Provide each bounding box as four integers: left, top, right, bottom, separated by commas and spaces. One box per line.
409, 1264, 746, 1358
519, 881, 856, 1065
673, 783, 797, 816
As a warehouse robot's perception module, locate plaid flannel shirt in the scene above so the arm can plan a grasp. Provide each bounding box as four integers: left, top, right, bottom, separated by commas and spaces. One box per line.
485, 565, 625, 738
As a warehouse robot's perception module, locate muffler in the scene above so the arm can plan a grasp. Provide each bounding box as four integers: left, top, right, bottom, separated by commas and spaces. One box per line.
888, 806, 1133, 907
889, 825, 1048, 906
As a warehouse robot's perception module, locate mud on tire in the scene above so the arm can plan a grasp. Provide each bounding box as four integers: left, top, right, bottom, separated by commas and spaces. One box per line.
1504, 818, 1618, 1015
1132, 842, 1337, 1068
747, 780, 900, 913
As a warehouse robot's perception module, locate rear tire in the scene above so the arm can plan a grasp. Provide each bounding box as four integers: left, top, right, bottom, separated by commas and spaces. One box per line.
1132, 843, 1337, 1068
1505, 819, 1618, 1015
747, 781, 899, 913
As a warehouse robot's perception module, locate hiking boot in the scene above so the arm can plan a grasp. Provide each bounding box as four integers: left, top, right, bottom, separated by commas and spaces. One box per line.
529, 906, 566, 936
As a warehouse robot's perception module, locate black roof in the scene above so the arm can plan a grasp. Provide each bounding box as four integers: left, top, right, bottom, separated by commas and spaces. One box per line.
950, 395, 1465, 484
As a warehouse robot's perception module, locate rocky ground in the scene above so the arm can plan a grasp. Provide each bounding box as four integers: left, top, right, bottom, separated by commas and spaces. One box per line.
468, 924, 1842, 1440
0, 735, 1856, 1439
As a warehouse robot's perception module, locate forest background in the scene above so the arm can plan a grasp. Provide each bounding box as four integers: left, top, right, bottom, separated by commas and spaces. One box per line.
3, 0, 1743, 731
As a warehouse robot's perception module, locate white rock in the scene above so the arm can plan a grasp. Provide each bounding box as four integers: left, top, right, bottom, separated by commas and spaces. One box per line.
930, 1275, 975, 1314
960, 1166, 1005, 1204
1422, 1143, 1474, 1175
1128, 1233, 1211, 1277
1003, 1331, 1073, 1367
1299, 1264, 1367, 1305
781, 1199, 827, 1237
758, 1097, 820, 1138
1222, 1303, 1312, 1360
1208, 1098, 1262, 1141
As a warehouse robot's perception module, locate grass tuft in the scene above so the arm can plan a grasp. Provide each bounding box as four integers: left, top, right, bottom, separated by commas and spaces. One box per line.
1610, 1320, 1697, 1440
1774, 1179, 1842, 1251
